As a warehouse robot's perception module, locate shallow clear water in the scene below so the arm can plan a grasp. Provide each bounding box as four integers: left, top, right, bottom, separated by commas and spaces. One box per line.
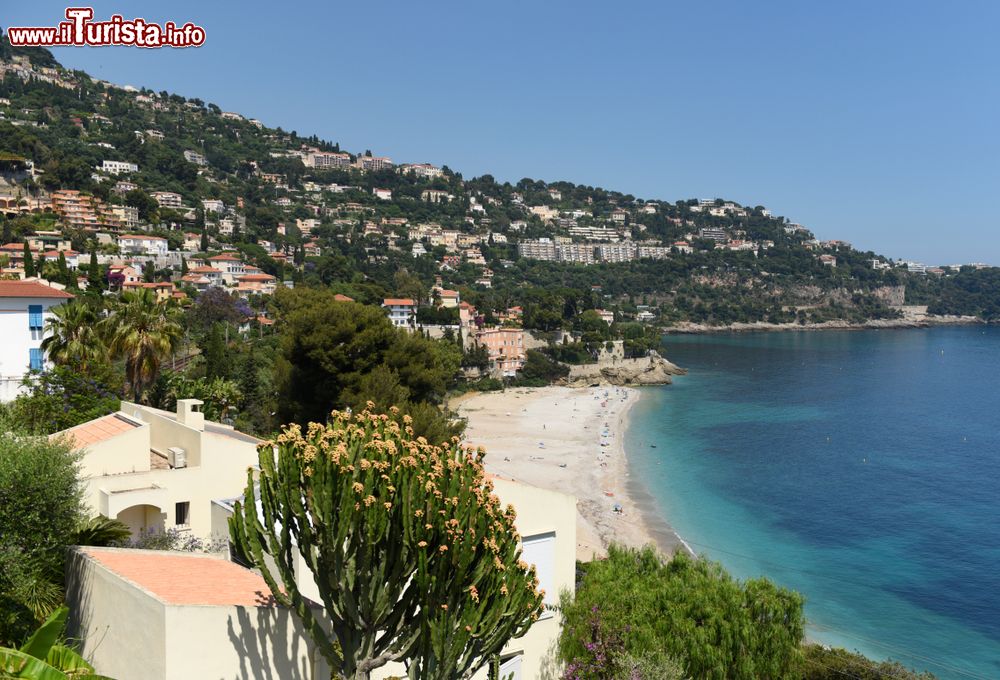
625, 327, 1000, 679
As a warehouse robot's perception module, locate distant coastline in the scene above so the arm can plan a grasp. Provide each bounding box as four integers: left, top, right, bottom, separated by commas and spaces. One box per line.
663, 312, 983, 334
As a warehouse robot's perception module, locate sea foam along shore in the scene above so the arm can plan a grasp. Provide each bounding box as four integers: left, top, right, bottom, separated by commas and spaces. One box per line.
455, 385, 687, 561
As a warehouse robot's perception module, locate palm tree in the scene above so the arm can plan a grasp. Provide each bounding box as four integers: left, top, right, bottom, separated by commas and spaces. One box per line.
40, 301, 104, 371
101, 289, 183, 402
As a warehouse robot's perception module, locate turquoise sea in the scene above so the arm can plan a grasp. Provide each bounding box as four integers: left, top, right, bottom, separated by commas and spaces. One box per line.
625, 327, 1000, 679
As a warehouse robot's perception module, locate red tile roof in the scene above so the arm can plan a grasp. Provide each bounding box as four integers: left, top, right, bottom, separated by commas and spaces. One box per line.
80, 548, 277, 607
0, 280, 74, 299
383, 298, 415, 306
207, 253, 241, 261
333, 294, 354, 302
58, 413, 141, 448
237, 273, 275, 282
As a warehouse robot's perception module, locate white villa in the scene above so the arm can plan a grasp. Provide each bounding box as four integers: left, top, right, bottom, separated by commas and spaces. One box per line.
0, 279, 74, 401
56, 399, 261, 538
381, 298, 417, 329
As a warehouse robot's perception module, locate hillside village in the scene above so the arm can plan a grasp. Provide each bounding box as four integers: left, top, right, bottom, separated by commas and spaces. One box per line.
2, 41, 995, 365
0, 36, 971, 680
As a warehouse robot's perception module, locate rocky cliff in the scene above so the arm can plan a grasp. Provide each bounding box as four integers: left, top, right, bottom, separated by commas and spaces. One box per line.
564, 352, 687, 387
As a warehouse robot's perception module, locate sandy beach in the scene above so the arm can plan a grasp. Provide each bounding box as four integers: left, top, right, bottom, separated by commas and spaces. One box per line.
455, 386, 686, 561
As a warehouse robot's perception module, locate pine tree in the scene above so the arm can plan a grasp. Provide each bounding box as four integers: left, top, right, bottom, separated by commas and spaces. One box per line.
180, 256, 188, 275
22, 242, 34, 277
200, 228, 208, 252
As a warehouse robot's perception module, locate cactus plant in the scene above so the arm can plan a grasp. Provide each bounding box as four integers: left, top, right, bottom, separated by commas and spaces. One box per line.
229, 405, 543, 680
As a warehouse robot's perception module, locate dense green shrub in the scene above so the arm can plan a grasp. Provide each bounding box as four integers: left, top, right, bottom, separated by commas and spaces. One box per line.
560, 545, 805, 679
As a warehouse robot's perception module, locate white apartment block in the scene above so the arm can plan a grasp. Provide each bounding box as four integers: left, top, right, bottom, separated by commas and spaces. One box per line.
569, 226, 621, 242
100, 160, 138, 175
108, 205, 140, 230
698, 227, 728, 242
202, 199, 225, 213
151, 191, 183, 209
117, 234, 168, 257
557, 243, 596, 264
517, 238, 557, 261
0, 280, 74, 401
303, 150, 352, 170
596, 243, 636, 263
636, 245, 672, 259
400, 163, 443, 179
357, 156, 394, 172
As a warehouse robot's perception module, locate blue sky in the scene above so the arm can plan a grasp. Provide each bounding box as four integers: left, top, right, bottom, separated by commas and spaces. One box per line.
7, 1, 999, 264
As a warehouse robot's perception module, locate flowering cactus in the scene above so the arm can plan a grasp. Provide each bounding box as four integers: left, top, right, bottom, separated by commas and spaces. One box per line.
229, 405, 543, 680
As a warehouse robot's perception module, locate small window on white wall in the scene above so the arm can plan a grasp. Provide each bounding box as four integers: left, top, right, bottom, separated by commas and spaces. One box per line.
175, 501, 190, 528
520, 531, 556, 615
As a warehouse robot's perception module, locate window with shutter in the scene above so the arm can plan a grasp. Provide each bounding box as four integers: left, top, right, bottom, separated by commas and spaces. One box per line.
28, 305, 43, 330
520, 531, 556, 617
29, 348, 43, 371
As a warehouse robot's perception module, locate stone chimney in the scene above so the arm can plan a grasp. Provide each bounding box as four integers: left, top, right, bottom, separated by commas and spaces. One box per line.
176, 399, 205, 431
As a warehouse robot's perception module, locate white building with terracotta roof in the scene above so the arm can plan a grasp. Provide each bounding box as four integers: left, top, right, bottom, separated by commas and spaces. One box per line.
0, 279, 74, 401
42, 249, 81, 268
206, 253, 246, 284
236, 272, 277, 296
66, 547, 330, 680
381, 298, 417, 328
55, 399, 261, 539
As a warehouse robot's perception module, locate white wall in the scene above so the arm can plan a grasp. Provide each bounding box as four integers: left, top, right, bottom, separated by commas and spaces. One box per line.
66, 549, 329, 680
0, 296, 64, 401
67, 549, 168, 680
165, 604, 329, 680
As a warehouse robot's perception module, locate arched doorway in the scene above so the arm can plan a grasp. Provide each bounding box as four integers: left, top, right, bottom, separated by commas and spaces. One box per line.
116, 504, 166, 537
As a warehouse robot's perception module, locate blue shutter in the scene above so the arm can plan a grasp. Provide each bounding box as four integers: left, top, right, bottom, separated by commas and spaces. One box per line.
28, 305, 43, 330
29, 348, 43, 371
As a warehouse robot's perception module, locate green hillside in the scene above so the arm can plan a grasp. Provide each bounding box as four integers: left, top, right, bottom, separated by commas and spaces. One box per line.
0, 37, 997, 323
